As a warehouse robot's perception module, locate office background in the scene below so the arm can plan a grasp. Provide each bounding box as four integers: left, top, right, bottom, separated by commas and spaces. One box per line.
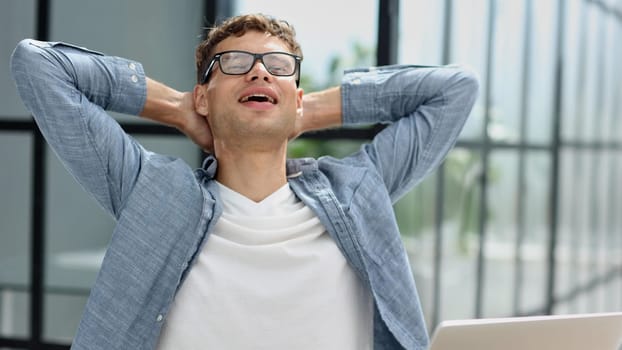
1, 0, 621, 348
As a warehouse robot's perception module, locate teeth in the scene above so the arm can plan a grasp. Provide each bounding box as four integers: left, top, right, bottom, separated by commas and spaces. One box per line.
240, 94, 275, 103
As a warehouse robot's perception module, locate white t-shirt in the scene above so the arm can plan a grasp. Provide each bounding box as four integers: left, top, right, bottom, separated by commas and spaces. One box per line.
156, 182, 373, 350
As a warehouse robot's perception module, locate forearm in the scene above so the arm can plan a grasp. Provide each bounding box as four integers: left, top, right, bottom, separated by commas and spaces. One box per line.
299, 86, 342, 134
140, 78, 213, 151
139, 78, 189, 129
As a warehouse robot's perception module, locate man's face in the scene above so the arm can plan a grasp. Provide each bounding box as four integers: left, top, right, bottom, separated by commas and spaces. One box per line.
198, 31, 303, 151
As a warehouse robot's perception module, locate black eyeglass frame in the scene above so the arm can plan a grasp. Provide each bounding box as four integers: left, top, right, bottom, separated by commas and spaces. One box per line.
201, 50, 302, 87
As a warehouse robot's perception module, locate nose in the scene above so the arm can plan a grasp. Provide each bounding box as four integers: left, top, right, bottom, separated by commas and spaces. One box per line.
246, 58, 272, 83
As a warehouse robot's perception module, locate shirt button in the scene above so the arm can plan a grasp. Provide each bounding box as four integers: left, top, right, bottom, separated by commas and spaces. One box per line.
131, 75, 138, 83
128, 62, 136, 70
156, 314, 164, 322
352, 78, 361, 85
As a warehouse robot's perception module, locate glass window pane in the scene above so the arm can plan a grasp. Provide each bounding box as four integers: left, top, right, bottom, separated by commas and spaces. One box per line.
526, 0, 557, 144
235, 0, 378, 90
0, 0, 36, 119
578, 149, 597, 313
609, 19, 622, 145
395, 169, 438, 330
44, 293, 87, 343
590, 151, 610, 312
449, 0, 489, 141
518, 152, 549, 313
49, 0, 204, 123
607, 153, 622, 311
560, 0, 583, 142
398, 0, 445, 65
573, 148, 606, 313
483, 150, 518, 317
582, 6, 600, 143
0, 132, 32, 338
569, 149, 594, 313
557, 149, 578, 311
601, 16, 618, 144
440, 148, 482, 321
482, 150, 550, 316
489, 1, 525, 144
616, 154, 622, 312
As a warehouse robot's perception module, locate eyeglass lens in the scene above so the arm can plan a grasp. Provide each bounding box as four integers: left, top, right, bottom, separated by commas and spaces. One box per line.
220, 51, 296, 76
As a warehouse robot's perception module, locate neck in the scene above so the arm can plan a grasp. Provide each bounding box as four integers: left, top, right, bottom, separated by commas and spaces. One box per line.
214, 143, 288, 202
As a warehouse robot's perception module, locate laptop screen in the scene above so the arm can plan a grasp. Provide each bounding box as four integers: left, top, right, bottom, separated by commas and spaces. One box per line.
428, 312, 622, 350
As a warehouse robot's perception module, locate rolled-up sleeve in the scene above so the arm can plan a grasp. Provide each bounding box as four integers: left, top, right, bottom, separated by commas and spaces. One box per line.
10, 39, 148, 217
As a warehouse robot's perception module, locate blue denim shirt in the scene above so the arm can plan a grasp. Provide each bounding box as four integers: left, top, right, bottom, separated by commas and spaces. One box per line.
11, 39, 478, 350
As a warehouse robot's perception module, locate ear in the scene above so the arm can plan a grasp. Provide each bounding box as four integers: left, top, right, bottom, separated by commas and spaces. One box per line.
296, 87, 304, 118
193, 84, 209, 116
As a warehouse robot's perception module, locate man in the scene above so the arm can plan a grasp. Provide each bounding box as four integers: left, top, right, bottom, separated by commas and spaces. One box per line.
11, 13, 478, 350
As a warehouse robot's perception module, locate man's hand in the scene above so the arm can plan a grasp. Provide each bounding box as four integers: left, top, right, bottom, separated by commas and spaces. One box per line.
140, 78, 214, 152
289, 86, 343, 141
177, 92, 214, 153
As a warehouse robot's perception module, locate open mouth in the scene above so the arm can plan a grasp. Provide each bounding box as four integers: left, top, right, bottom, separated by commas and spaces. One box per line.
239, 94, 276, 104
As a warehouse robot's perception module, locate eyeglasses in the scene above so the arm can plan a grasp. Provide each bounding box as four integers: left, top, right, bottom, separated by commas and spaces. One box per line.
201, 50, 302, 86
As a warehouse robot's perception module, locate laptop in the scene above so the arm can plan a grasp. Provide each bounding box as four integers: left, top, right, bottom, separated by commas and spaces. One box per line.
428, 312, 622, 350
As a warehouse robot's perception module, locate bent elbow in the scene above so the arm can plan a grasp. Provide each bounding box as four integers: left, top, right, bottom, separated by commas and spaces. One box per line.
10, 39, 66, 88
453, 65, 481, 102
10, 39, 40, 81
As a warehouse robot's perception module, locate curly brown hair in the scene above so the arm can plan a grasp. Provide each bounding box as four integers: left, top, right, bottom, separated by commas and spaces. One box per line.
195, 13, 303, 84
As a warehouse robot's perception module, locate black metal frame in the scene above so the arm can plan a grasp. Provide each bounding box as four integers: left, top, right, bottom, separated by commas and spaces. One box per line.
1, 0, 621, 348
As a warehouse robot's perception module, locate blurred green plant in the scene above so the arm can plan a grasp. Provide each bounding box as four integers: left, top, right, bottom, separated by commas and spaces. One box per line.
444, 149, 483, 253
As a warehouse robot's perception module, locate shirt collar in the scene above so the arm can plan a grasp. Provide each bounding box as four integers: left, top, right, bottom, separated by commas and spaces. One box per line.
200, 154, 318, 179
